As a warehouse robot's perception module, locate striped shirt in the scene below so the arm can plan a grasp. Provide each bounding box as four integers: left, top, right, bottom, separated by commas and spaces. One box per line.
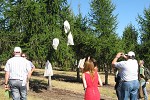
5, 56, 31, 80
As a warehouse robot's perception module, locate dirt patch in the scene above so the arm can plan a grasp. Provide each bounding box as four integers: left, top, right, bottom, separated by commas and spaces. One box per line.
28, 87, 116, 100
29, 88, 84, 100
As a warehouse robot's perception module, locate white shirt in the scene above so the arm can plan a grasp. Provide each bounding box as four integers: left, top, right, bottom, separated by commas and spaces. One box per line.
114, 59, 138, 81
5, 56, 31, 80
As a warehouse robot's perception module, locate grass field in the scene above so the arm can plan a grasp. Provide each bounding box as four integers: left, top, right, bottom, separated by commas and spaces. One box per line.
0, 68, 150, 100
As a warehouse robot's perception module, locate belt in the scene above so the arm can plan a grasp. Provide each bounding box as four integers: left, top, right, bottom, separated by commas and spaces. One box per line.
121, 80, 127, 82
9, 79, 23, 81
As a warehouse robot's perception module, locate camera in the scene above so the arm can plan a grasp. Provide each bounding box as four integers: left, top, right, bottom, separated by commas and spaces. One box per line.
121, 53, 123, 55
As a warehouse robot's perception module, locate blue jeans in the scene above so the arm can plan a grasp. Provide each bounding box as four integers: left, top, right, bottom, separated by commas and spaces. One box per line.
141, 81, 148, 100
9, 80, 27, 100
115, 81, 122, 100
121, 80, 139, 100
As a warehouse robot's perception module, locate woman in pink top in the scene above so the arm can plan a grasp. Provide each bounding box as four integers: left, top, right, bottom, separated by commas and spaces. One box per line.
82, 60, 102, 100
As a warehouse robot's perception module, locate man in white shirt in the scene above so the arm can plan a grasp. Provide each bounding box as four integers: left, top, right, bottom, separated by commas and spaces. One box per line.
112, 51, 139, 100
4, 47, 32, 100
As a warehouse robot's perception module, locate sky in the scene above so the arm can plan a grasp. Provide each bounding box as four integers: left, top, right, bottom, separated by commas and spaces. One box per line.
67, 0, 150, 37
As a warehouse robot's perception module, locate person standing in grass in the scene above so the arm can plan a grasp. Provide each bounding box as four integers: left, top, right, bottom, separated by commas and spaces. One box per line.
114, 68, 122, 100
112, 51, 139, 100
4, 47, 32, 100
82, 60, 103, 100
113, 55, 127, 100
139, 60, 148, 100
90, 58, 98, 72
21, 53, 35, 91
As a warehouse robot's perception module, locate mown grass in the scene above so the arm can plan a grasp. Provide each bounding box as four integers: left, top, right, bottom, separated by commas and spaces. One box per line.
32, 69, 150, 99
1, 68, 150, 100
31, 69, 118, 99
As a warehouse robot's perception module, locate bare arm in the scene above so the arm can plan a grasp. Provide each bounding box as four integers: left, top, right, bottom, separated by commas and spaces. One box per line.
112, 52, 125, 68
27, 71, 32, 82
5, 71, 10, 90
98, 73, 103, 86
82, 73, 87, 90
5, 71, 9, 84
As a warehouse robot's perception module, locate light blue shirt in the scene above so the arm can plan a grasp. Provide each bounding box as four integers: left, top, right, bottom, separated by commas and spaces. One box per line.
28, 60, 35, 68
114, 59, 138, 81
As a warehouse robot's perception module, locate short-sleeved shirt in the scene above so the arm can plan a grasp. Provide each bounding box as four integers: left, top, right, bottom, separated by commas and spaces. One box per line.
140, 66, 145, 82
28, 60, 35, 69
5, 56, 31, 80
114, 59, 138, 81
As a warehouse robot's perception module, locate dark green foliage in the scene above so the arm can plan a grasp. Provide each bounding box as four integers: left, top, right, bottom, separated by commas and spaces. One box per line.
89, 0, 118, 84
89, 0, 118, 67
138, 7, 150, 67
89, 0, 118, 37
0, 0, 148, 73
122, 24, 138, 54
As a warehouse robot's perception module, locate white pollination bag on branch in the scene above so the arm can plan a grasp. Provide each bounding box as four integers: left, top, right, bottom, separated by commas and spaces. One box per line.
67, 32, 74, 46
64, 20, 70, 34
52, 38, 59, 50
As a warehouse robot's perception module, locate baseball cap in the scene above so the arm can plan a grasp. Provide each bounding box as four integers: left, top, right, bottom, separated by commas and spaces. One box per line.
127, 51, 135, 57
14, 47, 22, 53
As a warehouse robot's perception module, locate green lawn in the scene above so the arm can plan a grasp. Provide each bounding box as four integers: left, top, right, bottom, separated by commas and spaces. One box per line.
0, 69, 150, 100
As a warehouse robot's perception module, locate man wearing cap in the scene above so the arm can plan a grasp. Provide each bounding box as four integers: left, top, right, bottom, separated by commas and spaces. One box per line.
112, 51, 139, 100
4, 47, 32, 100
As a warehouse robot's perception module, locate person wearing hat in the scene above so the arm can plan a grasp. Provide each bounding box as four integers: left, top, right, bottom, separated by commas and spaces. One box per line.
112, 51, 139, 100
4, 47, 32, 100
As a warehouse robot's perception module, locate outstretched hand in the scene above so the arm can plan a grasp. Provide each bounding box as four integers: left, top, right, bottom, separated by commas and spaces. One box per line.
146, 82, 149, 84
4, 84, 10, 91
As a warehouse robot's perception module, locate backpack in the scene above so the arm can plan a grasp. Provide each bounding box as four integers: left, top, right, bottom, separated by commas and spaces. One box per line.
144, 67, 150, 81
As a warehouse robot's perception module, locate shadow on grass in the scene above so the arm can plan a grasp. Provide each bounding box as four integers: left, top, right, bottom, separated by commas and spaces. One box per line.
0, 70, 82, 93
52, 74, 82, 83
32, 70, 83, 83
30, 71, 115, 93
0, 72, 4, 85
30, 71, 82, 93
0, 72, 5, 78
29, 79, 47, 93
32, 71, 44, 77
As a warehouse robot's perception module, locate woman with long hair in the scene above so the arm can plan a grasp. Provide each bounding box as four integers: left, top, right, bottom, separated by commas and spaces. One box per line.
82, 60, 102, 100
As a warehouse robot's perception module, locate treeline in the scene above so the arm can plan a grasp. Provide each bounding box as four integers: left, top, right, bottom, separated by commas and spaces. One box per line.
0, 0, 150, 73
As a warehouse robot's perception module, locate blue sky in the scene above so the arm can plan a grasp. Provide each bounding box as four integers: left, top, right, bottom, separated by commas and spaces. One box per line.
67, 0, 150, 37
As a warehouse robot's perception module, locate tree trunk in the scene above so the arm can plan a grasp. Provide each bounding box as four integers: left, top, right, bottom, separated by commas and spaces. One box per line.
77, 68, 80, 82
104, 64, 108, 85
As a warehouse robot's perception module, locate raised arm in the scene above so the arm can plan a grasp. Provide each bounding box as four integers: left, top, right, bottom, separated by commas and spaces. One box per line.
112, 52, 126, 67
